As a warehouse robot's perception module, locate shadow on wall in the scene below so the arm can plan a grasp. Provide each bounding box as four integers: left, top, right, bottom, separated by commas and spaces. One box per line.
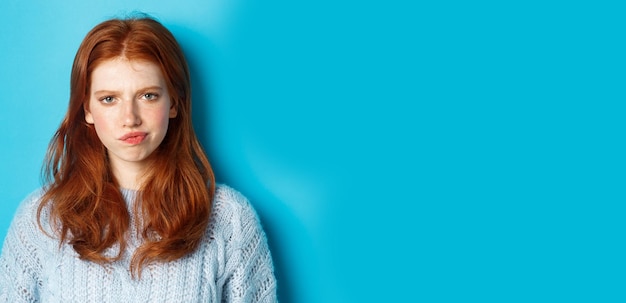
170, 24, 297, 303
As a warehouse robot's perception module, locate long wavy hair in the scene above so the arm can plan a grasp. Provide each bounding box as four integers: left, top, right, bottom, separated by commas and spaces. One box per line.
38, 16, 215, 277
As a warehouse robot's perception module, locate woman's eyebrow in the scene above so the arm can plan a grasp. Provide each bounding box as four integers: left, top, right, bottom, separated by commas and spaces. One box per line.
92, 86, 164, 95
137, 86, 164, 92
92, 89, 118, 95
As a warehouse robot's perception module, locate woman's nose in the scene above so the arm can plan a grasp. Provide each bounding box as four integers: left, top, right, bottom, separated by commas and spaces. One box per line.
122, 100, 142, 127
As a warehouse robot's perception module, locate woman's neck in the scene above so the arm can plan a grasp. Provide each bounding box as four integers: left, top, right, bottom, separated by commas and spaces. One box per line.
109, 159, 149, 190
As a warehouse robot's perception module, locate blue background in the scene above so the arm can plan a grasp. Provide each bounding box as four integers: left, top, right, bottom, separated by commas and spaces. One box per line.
1, 0, 624, 302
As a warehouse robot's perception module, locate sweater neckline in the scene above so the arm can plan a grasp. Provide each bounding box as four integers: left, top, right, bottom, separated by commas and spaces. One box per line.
119, 188, 138, 206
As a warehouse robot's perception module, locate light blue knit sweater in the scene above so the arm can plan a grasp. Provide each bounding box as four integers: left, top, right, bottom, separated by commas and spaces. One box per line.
0, 185, 277, 302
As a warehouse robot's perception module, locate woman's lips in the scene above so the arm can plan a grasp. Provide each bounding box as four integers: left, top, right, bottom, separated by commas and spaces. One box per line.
119, 132, 147, 144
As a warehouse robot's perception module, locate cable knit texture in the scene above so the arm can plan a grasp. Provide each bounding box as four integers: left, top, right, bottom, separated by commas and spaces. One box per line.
0, 184, 277, 303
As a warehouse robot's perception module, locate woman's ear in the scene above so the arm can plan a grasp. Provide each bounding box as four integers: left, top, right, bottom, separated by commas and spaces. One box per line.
169, 102, 178, 118
85, 105, 94, 124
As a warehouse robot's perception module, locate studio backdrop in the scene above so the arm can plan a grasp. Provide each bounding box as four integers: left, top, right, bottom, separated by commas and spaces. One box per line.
1, 0, 624, 302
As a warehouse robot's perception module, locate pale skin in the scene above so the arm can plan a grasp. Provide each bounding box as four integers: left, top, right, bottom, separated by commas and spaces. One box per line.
84, 57, 177, 190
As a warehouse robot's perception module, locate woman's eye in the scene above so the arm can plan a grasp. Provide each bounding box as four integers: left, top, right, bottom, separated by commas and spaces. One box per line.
143, 93, 159, 100
100, 96, 114, 103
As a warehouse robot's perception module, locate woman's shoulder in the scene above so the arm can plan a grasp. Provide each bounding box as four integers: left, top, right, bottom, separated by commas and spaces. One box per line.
8, 187, 61, 238
210, 184, 264, 234
2, 187, 55, 256
212, 184, 257, 217
11, 188, 47, 225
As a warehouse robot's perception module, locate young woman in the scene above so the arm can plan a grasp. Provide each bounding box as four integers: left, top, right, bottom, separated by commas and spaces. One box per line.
0, 16, 277, 302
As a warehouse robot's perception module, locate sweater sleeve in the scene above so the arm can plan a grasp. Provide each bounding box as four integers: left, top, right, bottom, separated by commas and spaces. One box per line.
219, 188, 277, 303
0, 191, 45, 303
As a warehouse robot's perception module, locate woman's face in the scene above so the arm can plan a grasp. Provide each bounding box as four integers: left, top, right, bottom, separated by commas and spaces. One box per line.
85, 57, 178, 176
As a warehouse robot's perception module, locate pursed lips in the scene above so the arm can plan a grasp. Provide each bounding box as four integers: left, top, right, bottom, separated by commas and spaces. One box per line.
119, 132, 148, 144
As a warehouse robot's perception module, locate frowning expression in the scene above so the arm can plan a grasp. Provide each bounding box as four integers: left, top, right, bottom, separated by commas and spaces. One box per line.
85, 58, 177, 174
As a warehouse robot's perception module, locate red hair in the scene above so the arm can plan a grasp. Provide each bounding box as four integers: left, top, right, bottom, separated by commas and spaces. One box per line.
38, 16, 215, 276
